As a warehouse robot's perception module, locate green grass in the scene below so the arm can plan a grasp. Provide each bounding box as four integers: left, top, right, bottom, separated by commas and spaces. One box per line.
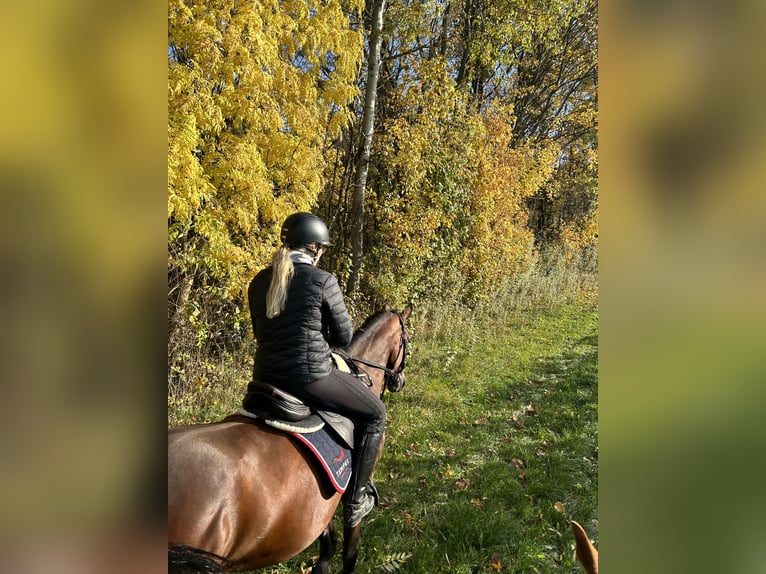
234, 299, 598, 573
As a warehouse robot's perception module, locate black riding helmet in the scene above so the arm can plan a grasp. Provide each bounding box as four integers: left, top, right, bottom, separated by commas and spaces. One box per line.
280, 212, 333, 248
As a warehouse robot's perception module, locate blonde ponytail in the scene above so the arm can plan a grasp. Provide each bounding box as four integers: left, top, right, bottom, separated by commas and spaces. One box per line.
266, 246, 294, 318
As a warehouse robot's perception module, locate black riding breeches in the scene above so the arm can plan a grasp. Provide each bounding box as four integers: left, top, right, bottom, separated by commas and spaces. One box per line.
282, 369, 386, 434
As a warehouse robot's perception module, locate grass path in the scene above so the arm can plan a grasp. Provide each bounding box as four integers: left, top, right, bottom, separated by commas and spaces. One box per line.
265, 300, 598, 573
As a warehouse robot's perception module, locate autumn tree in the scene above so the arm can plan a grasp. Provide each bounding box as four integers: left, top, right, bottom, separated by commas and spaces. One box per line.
167, 0, 598, 385
511, 0, 598, 249
320, 0, 596, 305
348, 0, 386, 294
168, 0, 364, 368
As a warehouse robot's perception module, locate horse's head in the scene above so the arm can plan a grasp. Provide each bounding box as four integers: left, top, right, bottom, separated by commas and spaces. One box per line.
346, 303, 413, 397
383, 303, 412, 393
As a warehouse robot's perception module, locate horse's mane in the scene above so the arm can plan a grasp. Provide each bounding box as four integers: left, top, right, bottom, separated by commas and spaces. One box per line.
347, 309, 391, 352
168, 545, 230, 573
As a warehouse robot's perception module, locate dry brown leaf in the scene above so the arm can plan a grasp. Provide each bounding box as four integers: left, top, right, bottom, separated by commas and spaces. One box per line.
379, 495, 397, 509
453, 478, 469, 490
554, 501, 565, 513
524, 404, 536, 415
489, 552, 502, 571
510, 457, 525, 468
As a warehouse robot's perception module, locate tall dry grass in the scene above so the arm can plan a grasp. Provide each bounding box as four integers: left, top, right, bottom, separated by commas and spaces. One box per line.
167, 244, 597, 427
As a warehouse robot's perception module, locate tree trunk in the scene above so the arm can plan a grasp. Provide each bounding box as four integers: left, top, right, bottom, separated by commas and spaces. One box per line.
347, 0, 385, 294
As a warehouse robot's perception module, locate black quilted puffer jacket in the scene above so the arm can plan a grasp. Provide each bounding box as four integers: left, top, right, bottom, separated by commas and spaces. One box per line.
248, 261, 353, 386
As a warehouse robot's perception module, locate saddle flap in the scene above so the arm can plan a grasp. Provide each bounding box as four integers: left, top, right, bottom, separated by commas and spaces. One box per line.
317, 411, 355, 449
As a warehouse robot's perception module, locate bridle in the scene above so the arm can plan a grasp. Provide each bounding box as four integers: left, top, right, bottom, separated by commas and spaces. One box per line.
340, 310, 409, 399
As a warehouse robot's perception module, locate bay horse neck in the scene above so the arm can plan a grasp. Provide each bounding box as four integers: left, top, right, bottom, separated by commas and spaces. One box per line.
346, 311, 399, 393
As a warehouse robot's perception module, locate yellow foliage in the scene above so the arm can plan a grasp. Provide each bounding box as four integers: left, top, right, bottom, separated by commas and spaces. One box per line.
167, 0, 598, 346
368, 69, 557, 304
168, 0, 364, 307
457, 105, 556, 299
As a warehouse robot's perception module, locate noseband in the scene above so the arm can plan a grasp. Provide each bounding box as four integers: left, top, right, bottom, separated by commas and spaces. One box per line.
342, 310, 409, 399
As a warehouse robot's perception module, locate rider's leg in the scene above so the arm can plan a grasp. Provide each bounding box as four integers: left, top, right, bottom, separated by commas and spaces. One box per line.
295, 370, 386, 527
343, 424, 384, 527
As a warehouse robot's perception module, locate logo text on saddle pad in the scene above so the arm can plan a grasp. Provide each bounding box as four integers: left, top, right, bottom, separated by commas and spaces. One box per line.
287, 427, 352, 493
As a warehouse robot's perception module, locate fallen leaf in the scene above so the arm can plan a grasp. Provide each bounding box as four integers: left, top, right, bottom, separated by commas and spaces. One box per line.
524, 404, 536, 415
510, 457, 525, 468
554, 501, 565, 513
489, 552, 502, 571
453, 478, 469, 490
470, 498, 483, 507
379, 495, 397, 509
535, 447, 547, 457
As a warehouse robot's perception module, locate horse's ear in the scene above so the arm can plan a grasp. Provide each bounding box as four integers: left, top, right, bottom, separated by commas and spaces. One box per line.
401, 303, 413, 320
384, 304, 392, 311
571, 521, 598, 574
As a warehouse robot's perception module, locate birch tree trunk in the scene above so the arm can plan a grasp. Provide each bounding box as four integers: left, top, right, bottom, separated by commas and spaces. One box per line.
347, 0, 385, 294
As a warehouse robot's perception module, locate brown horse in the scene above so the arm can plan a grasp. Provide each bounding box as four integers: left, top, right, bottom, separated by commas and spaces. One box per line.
168, 305, 412, 574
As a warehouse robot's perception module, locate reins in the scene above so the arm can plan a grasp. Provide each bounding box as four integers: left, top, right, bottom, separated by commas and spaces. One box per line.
338, 310, 408, 399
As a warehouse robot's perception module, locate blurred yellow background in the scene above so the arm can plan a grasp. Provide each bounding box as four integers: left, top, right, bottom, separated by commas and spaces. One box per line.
600, 0, 766, 571
0, 0, 166, 571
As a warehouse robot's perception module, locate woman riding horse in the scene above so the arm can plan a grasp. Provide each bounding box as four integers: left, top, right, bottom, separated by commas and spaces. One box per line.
242, 212, 385, 528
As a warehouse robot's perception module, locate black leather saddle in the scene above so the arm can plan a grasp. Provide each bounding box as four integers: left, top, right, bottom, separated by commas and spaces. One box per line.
243, 381, 356, 448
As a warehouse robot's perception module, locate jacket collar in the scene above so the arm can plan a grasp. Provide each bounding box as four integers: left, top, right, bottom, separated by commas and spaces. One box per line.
289, 250, 315, 266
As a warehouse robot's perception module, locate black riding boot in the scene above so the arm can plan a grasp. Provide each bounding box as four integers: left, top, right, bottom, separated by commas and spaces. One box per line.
344, 429, 384, 528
